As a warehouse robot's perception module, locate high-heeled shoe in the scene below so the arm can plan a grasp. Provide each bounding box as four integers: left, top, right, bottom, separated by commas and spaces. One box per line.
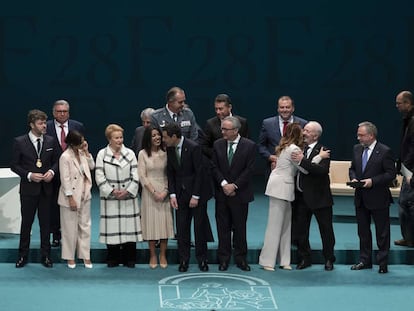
67, 260, 76, 269
84, 259, 93, 269
159, 256, 168, 269
262, 265, 275, 271
149, 256, 158, 269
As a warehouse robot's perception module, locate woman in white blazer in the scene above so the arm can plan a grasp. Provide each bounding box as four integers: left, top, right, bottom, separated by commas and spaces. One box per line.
259, 123, 328, 271
58, 130, 95, 269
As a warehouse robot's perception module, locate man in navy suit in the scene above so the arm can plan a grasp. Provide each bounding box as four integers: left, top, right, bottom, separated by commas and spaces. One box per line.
199, 94, 249, 159
258, 95, 307, 171
349, 121, 396, 274
162, 123, 213, 272
46, 99, 85, 247
11, 109, 60, 268
212, 116, 256, 271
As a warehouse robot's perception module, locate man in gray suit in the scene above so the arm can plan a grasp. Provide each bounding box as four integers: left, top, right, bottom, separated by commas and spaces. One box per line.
151, 86, 199, 141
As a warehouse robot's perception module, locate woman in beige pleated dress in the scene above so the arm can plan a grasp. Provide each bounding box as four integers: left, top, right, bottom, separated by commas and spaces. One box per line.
138, 126, 174, 269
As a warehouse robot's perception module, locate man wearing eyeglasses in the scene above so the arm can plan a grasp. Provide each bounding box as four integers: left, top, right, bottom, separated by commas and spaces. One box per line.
46, 100, 85, 248
212, 116, 256, 272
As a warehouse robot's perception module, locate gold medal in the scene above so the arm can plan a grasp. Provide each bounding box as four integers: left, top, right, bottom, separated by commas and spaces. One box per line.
36, 159, 42, 168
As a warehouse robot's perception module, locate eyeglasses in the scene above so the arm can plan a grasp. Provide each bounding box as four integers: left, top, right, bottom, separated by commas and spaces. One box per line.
55, 110, 68, 114
221, 127, 235, 131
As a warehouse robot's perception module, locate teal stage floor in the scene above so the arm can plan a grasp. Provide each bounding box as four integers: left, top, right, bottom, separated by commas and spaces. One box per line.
1, 182, 414, 311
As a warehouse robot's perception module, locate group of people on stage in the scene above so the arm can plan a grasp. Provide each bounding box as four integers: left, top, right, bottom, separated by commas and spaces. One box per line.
10, 88, 414, 274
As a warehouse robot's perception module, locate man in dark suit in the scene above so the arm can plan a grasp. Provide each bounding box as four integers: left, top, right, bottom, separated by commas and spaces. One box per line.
349, 121, 396, 274
46, 99, 85, 247
212, 116, 256, 272
162, 123, 213, 272
291, 121, 336, 271
395, 90, 414, 247
258, 95, 307, 171
130, 107, 154, 157
199, 94, 249, 159
11, 109, 60, 268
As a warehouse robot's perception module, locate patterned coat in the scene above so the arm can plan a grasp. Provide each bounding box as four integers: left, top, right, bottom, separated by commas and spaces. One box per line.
95, 145, 143, 244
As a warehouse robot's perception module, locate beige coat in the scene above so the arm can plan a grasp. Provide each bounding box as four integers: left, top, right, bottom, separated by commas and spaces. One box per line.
58, 148, 95, 207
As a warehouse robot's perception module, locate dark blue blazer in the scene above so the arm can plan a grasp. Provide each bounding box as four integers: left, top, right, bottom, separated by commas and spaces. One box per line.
166, 138, 212, 205
10, 134, 60, 196
349, 142, 396, 210
258, 115, 307, 160
212, 137, 256, 204
46, 119, 85, 154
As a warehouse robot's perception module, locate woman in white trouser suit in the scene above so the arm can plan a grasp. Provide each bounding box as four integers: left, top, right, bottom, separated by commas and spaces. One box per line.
259, 123, 327, 271
58, 130, 95, 269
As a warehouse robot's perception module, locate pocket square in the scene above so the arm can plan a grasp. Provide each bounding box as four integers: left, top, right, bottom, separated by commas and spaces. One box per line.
46, 148, 53, 151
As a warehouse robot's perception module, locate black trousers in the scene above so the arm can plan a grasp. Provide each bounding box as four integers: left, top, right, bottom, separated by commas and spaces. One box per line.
19, 190, 51, 258
295, 194, 335, 263
107, 242, 136, 265
175, 201, 211, 263
215, 197, 248, 265
49, 180, 61, 241
356, 203, 390, 266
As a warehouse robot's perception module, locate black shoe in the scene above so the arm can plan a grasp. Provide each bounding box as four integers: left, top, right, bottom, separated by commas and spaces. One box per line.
15, 256, 27, 268
324, 260, 334, 271
178, 261, 189, 272
125, 261, 135, 268
51, 239, 61, 247
296, 260, 312, 270
41, 257, 53, 268
394, 239, 414, 247
218, 262, 228, 271
198, 260, 209, 272
350, 262, 372, 270
236, 261, 251, 271
107, 261, 119, 268
379, 265, 388, 274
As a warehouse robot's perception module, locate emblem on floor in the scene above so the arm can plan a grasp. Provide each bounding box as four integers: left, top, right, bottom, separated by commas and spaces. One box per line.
158, 273, 278, 310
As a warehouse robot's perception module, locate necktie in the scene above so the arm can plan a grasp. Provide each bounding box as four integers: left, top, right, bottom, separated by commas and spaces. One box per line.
36, 138, 41, 153
173, 113, 177, 122
60, 124, 67, 151
362, 147, 369, 172
282, 121, 289, 136
175, 146, 181, 164
303, 145, 310, 158
228, 142, 234, 164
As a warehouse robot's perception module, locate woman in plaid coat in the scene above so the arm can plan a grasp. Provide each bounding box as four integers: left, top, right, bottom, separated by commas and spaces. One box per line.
95, 124, 143, 268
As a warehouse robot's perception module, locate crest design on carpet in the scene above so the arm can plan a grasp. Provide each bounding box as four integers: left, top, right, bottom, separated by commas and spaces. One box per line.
158, 273, 278, 310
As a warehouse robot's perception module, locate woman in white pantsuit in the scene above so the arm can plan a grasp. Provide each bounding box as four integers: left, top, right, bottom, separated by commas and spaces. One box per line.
58, 130, 95, 269
259, 123, 328, 271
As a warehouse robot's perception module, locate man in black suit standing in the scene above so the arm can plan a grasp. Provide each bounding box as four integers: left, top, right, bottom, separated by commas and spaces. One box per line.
162, 123, 213, 272
199, 94, 249, 159
212, 116, 256, 271
11, 109, 60, 268
349, 121, 396, 274
131, 107, 154, 157
46, 99, 85, 247
291, 121, 336, 271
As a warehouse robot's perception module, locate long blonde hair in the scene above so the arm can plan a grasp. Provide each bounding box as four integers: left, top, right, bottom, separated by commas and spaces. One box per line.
275, 123, 304, 157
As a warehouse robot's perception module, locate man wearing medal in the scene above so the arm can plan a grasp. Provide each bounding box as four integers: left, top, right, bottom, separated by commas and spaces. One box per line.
11, 109, 60, 268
